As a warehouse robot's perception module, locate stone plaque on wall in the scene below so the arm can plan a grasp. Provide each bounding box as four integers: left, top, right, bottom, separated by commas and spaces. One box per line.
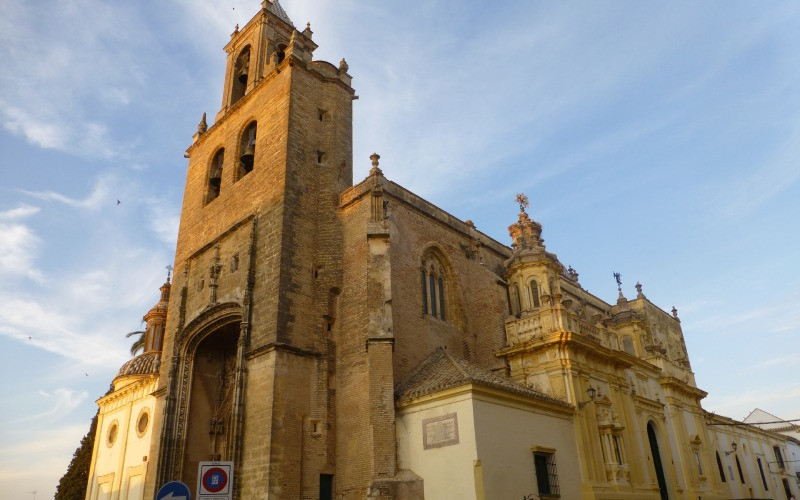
422, 413, 459, 449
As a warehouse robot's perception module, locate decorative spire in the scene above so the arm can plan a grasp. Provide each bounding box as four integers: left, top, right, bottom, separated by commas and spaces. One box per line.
613, 272, 627, 304
197, 112, 208, 134
165, 264, 173, 284
338, 58, 349, 74
635, 281, 645, 299
508, 193, 545, 254
369, 153, 383, 176
303, 22, 313, 39
515, 193, 529, 213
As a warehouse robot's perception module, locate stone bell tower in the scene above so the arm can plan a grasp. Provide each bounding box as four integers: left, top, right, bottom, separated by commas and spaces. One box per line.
144, 1, 355, 498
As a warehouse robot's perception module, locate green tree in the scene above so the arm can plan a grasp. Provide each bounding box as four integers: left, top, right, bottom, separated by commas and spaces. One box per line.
55, 412, 98, 500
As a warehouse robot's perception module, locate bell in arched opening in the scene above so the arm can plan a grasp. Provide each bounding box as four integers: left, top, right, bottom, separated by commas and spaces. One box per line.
239, 122, 257, 177
207, 149, 224, 202
240, 141, 255, 168
237, 64, 249, 85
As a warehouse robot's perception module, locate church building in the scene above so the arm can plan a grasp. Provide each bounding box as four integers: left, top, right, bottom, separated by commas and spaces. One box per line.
85, 2, 800, 499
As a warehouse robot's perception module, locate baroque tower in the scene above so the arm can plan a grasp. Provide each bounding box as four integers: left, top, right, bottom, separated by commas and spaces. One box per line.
145, 1, 355, 497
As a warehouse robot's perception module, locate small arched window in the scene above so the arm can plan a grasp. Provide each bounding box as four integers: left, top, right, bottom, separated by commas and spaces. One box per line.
207, 148, 224, 203
420, 251, 447, 321
231, 46, 251, 105
238, 122, 257, 179
529, 280, 540, 308
275, 44, 287, 64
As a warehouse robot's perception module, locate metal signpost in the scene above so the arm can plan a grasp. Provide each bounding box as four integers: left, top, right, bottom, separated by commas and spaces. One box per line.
156, 481, 191, 500
196, 461, 234, 500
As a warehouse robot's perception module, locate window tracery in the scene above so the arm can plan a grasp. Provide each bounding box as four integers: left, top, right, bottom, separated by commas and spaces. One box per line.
420, 251, 448, 321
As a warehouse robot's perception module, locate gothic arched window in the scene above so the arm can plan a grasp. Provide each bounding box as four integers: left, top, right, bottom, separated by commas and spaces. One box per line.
207, 148, 224, 203
420, 251, 447, 321
238, 122, 257, 179
231, 46, 251, 105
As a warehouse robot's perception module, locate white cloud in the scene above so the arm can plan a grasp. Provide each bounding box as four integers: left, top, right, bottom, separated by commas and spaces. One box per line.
20, 174, 113, 210
13, 388, 88, 423
0, 205, 42, 281
0, 204, 39, 221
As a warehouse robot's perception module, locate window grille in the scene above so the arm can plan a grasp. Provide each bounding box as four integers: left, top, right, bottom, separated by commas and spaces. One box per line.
533, 452, 560, 497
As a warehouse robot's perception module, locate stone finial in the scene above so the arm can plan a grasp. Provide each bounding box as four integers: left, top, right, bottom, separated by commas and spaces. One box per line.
635, 281, 645, 299
515, 193, 529, 213
197, 112, 208, 134
303, 22, 313, 38
235, 24, 239, 32
672, 306, 679, 319
165, 265, 173, 284
465, 219, 476, 229
567, 265, 579, 282
508, 194, 545, 253
338, 58, 349, 74
369, 153, 383, 176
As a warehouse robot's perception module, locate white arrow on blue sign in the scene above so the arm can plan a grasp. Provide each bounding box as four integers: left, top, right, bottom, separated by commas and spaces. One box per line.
157, 480, 191, 500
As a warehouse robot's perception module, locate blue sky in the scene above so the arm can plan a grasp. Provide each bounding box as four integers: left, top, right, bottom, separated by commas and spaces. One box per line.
2, 1, 799, 497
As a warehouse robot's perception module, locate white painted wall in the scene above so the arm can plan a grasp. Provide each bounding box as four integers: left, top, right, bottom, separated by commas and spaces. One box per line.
397, 394, 478, 500
472, 396, 580, 500
396, 388, 579, 500
87, 380, 155, 500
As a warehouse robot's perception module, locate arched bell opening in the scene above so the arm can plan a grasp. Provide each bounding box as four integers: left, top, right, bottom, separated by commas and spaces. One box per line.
238, 121, 257, 179
181, 321, 240, 492
206, 148, 224, 203
275, 43, 287, 65
231, 46, 251, 106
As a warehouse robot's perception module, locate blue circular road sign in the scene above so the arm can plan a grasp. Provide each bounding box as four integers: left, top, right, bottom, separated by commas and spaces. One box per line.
156, 480, 191, 500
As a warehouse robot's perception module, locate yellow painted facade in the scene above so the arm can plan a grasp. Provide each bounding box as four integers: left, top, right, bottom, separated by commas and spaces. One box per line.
86, 2, 799, 499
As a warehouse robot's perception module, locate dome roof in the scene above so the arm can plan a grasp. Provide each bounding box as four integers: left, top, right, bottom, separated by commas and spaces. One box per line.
115, 352, 160, 379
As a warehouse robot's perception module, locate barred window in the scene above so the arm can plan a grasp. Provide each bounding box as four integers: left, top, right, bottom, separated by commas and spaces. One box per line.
533, 451, 560, 498
421, 252, 447, 321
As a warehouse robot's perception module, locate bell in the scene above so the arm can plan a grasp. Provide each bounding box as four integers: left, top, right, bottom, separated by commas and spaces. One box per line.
240, 143, 255, 166
238, 65, 249, 84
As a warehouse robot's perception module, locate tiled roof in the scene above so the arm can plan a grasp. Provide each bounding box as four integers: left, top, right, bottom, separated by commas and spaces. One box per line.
266, 0, 293, 27
115, 352, 160, 379
395, 348, 568, 407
